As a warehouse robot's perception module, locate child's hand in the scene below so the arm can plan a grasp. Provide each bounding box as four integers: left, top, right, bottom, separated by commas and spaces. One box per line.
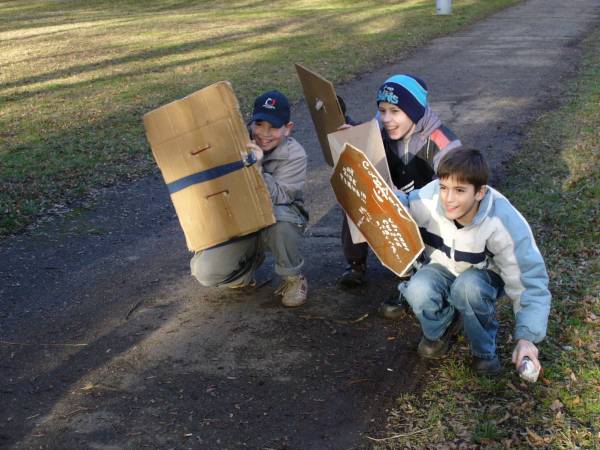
337, 123, 353, 131
512, 339, 541, 381
246, 141, 264, 165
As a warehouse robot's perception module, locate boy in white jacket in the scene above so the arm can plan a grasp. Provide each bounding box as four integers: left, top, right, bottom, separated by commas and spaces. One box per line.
397, 147, 551, 376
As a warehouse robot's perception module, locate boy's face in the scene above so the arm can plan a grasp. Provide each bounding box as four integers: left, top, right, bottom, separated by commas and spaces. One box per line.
250, 120, 292, 152
378, 101, 415, 140
439, 176, 486, 226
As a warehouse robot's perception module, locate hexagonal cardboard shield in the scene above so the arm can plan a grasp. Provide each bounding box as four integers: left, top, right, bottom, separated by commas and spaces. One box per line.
331, 144, 424, 276
327, 119, 391, 244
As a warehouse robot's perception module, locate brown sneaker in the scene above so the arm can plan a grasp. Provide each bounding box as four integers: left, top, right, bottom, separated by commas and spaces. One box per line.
275, 275, 307, 307
417, 314, 463, 359
471, 355, 502, 377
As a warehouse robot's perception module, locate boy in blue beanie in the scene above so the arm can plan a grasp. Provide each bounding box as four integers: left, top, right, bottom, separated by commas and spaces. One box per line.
395, 147, 551, 377
339, 75, 461, 313
191, 91, 309, 308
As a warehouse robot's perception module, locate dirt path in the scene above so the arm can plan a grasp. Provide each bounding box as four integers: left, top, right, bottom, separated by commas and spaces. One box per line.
1, 1, 599, 448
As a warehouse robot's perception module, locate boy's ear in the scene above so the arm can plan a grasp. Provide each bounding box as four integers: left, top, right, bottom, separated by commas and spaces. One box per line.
475, 185, 487, 201
283, 121, 294, 136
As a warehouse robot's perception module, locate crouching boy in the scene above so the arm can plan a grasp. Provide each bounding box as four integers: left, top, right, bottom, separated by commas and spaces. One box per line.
397, 147, 551, 376
190, 91, 309, 307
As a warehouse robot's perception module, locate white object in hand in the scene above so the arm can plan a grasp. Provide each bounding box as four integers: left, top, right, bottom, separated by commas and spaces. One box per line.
518, 357, 540, 382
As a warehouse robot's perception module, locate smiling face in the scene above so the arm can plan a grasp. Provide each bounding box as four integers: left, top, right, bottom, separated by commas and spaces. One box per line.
250, 120, 292, 152
378, 101, 415, 140
439, 176, 487, 226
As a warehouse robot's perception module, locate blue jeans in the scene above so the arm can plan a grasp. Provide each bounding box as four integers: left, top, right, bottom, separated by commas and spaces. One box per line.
399, 263, 504, 359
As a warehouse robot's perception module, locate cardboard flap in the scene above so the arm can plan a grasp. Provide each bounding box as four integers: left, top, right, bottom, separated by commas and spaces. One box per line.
144, 81, 239, 146
330, 144, 424, 277
295, 64, 345, 167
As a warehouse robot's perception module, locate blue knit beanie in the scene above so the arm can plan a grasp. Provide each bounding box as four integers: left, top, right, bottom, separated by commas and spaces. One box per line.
376, 74, 428, 124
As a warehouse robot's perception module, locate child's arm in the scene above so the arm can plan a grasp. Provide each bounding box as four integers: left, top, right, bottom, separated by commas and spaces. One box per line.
487, 201, 551, 370
394, 179, 437, 218
261, 141, 307, 205
394, 189, 409, 207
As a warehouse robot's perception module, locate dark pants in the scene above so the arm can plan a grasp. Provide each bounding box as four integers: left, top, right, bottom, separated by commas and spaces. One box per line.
341, 213, 368, 266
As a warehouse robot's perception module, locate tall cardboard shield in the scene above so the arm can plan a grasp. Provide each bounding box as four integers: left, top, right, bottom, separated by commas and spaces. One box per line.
331, 144, 424, 276
143, 81, 275, 252
327, 119, 392, 244
295, 63, 345, 167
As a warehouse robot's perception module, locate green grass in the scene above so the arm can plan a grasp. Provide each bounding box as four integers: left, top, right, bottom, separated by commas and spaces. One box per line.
0, 0, 521, 236
373, 28, 600, 450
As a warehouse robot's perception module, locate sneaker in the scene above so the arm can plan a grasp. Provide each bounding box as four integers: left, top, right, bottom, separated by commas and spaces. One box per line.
338, 262, 366, 288
417, 314, 463, 359
471, 355, 502, 377
275, 275, 307, 307
378, 294, 409, 320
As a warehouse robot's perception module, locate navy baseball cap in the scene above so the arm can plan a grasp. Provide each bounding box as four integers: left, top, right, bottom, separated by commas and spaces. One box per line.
251, 90, 290, 128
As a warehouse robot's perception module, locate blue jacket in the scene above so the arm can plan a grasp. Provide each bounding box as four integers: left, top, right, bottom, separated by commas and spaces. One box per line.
402, 180, 551, 343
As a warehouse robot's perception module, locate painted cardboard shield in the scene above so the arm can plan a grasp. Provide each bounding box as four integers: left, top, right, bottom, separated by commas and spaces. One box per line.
295, 63, 345, 167
327, 119, 392, 244
331, 144, 424, 276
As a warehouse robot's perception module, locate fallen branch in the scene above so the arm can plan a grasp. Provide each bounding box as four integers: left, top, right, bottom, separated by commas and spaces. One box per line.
125, 299, 145, 320
365, 426, 433, 442
0, 340, 87, 347
63, 408, 90, 418
298, 312, 370, 325
347, 312, 369, 323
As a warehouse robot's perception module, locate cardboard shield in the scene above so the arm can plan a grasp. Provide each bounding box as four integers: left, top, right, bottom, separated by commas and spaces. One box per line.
295, 63, 345, 167
327, 119, 392, 244
331, 144, 424, 276
143, 81, 275, 252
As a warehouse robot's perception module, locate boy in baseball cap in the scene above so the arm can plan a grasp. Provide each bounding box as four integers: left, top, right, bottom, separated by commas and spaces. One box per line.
191, 90, 309, 308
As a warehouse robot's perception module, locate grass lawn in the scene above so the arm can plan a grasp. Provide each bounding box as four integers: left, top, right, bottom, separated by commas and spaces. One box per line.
0, 0, 521, 237
372, 28, 600, 449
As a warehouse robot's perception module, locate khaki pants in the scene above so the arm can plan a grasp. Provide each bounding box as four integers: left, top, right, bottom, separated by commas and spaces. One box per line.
190, 221, 305, 288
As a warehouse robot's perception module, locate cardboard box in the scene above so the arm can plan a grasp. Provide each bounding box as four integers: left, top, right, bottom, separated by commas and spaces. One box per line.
331, 144, 424, 277
327, 119, 392, 244
143, 81, 275, 252
295, 64, 345, 167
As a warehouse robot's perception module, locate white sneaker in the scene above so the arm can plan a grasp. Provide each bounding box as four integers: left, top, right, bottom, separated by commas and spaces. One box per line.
275, 275, 307, 307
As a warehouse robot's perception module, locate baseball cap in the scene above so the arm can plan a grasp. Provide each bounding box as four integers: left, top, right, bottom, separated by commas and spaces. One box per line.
251, 90, 290, 128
